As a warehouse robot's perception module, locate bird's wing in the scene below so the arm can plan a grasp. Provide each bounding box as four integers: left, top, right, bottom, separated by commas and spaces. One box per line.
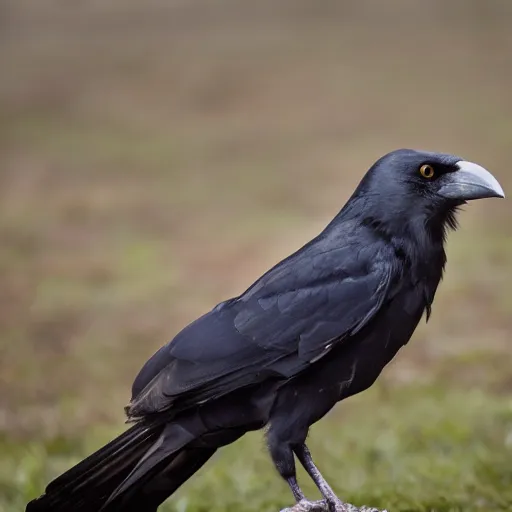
127, 242, 395, 418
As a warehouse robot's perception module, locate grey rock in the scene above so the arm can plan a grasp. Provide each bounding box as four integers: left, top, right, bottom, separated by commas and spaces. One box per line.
280, 499, 387, 512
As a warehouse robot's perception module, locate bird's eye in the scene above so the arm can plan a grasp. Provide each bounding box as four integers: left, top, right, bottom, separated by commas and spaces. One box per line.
419, 164, 435, 179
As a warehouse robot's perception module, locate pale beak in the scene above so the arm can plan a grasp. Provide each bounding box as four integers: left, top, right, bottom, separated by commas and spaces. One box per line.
437, 161, 505, 201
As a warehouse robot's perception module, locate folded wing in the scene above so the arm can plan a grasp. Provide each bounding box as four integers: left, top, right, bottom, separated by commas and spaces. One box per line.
127, 241, 395, 419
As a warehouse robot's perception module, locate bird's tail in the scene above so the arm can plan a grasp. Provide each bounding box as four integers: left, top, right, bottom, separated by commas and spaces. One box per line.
26, 417, 217, 512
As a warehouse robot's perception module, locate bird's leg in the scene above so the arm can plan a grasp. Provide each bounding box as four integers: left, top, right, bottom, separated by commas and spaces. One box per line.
294, 444, 348, 512
280, 462, 328, 512
287, 475, 306, 501
268, 434, 327, 512
267, 437, 307, 501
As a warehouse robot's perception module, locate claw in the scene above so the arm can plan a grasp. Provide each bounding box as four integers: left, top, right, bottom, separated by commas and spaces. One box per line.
326, 497, 350, 512
280, 499, 328, 512
280, 499, 386, 512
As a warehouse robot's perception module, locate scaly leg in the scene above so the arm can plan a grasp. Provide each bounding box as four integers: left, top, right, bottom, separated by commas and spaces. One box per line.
294, 444, 348, 512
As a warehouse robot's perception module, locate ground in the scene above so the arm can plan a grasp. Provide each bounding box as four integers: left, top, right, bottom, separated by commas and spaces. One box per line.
1, 2, 512, 511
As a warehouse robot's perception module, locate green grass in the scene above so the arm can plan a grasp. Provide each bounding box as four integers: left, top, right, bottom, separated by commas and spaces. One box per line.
2, 3, 512, 511
6, 384, 512, 512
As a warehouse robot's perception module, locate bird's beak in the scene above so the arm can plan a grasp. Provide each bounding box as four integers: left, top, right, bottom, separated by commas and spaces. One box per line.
437, 161, 505, 201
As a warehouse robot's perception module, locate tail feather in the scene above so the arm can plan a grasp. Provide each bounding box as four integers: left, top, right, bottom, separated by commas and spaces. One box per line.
26, 422, 164, 512
26, 413, 241, 512
102, 447, 217, 511
50, 423, 158, 492
102, 420, 205, 507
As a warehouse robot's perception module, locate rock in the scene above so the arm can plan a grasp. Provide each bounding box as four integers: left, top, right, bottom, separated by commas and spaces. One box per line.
280, 499, 387, 512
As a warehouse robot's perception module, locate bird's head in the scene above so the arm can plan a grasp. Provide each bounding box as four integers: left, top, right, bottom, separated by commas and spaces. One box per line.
349, 148, 504, 240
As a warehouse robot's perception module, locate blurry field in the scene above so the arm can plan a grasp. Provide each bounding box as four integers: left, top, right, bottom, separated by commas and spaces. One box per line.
1, 1, 512, 511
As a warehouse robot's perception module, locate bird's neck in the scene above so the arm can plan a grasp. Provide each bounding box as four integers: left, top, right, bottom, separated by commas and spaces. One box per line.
326, 201, 458, 321
361, 207, 454, 321
334, 199, 456, 280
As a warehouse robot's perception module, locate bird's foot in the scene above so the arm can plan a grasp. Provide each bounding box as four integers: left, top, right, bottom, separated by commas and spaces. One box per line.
280, 499, 385, 512
326, 498, 387, 512
325, 497, 351, 512
280, 499, 328, 512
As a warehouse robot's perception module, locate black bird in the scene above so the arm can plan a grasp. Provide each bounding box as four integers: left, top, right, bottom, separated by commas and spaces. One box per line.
27, 149, 504, 512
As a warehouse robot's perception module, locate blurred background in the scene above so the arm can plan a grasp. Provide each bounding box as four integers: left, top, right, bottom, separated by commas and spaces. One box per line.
1, 1, 512, 511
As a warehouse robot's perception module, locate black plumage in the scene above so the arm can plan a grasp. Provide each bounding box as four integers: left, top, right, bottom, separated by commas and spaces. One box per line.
26, 149, 504, 512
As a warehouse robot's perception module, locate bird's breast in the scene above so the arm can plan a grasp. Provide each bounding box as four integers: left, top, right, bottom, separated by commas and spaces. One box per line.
324, 285, 429, 400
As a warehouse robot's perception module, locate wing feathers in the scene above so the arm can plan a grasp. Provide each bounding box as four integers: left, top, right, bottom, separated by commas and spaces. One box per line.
128, 238, 396, 418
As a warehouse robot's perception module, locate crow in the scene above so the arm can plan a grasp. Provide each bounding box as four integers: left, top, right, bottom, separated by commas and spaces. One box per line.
26, 149, 504, 512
